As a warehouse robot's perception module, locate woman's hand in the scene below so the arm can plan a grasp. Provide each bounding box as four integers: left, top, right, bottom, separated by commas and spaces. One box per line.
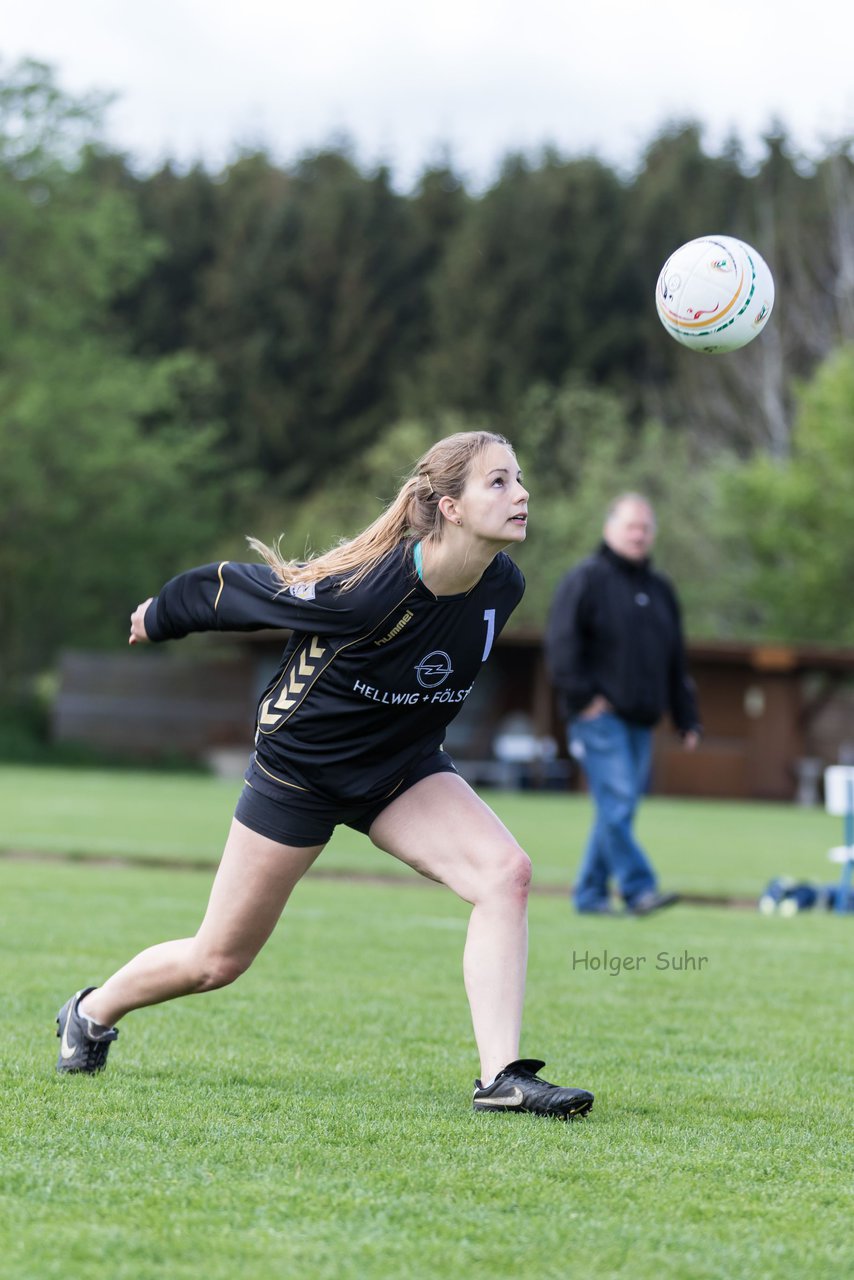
129, 598, 153, 645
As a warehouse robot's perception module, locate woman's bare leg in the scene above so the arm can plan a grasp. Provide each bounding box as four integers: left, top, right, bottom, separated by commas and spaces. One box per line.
79, 819, 324, 1027
368, 772, 531, 1085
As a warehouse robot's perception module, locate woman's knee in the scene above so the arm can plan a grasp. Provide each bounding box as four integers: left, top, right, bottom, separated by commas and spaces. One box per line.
481, 840, 532, 902
191, 946, 254, 992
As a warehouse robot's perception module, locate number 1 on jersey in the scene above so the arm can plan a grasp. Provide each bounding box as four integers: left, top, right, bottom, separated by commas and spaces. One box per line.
481, 608, 496, 662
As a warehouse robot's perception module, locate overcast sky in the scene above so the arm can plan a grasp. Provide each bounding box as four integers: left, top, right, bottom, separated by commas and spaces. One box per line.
3, 1, 852, 189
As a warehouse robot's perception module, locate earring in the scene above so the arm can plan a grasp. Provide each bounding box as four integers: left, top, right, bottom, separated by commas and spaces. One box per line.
457, 519, 463, 526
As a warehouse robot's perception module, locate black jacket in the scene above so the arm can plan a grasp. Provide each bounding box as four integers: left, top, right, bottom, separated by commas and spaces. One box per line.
545, 542, 700, 732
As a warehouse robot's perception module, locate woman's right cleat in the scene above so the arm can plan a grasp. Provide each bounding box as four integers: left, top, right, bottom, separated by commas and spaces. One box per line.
473, 1058, 594, 1119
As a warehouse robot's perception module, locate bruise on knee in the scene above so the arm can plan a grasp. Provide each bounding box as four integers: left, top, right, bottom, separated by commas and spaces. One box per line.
481, 843, 532, 903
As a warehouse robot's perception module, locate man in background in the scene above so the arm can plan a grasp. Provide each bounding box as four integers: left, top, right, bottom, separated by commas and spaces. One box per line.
545, 494, 701, 916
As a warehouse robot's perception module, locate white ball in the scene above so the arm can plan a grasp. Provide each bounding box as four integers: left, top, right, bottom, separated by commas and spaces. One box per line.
655, 235, 775, 353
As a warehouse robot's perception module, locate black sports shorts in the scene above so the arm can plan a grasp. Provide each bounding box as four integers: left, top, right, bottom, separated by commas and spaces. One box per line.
233, 751, 459, 848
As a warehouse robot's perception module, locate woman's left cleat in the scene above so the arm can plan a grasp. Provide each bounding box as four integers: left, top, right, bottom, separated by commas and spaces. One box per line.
56, 988, 118, 1074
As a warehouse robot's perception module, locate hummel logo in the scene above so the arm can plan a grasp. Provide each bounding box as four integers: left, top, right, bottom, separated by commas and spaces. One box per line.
374, 610, 414, 646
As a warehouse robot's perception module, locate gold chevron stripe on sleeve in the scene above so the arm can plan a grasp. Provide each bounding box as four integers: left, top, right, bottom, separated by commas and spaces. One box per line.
260, 636, 328, 726
258, 697, 280, 725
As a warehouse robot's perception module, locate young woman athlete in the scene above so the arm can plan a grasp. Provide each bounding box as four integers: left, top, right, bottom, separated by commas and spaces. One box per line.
56, 431, 594, 1120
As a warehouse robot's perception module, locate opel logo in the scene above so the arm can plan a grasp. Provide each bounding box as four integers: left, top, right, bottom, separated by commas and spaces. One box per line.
415, 650, 454, 688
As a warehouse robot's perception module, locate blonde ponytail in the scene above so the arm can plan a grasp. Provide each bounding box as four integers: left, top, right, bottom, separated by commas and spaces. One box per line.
250, 429, 511, 591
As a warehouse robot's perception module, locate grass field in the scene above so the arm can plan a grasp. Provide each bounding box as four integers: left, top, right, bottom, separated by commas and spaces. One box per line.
1, 766, 852, 1279
0, 764, 845, 896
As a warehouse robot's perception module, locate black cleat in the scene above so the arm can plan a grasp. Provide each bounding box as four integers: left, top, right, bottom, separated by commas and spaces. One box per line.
56, 987, 118, 1074
473, 1058, 594, 1120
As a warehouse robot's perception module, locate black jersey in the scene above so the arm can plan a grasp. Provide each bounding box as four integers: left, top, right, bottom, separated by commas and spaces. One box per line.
145, 544, 524, 803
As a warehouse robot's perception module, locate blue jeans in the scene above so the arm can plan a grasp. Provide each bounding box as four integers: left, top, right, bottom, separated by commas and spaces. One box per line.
569, 712, 657, 910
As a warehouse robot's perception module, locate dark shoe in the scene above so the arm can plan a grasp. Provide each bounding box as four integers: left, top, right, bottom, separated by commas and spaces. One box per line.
576, 901, 616, 916
628, 891, 680, 917
56, 987, 118, 1074
473, 1058, 594, 1120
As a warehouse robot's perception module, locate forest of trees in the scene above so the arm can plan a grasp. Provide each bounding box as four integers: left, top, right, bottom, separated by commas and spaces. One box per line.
2, 57, 854, 697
